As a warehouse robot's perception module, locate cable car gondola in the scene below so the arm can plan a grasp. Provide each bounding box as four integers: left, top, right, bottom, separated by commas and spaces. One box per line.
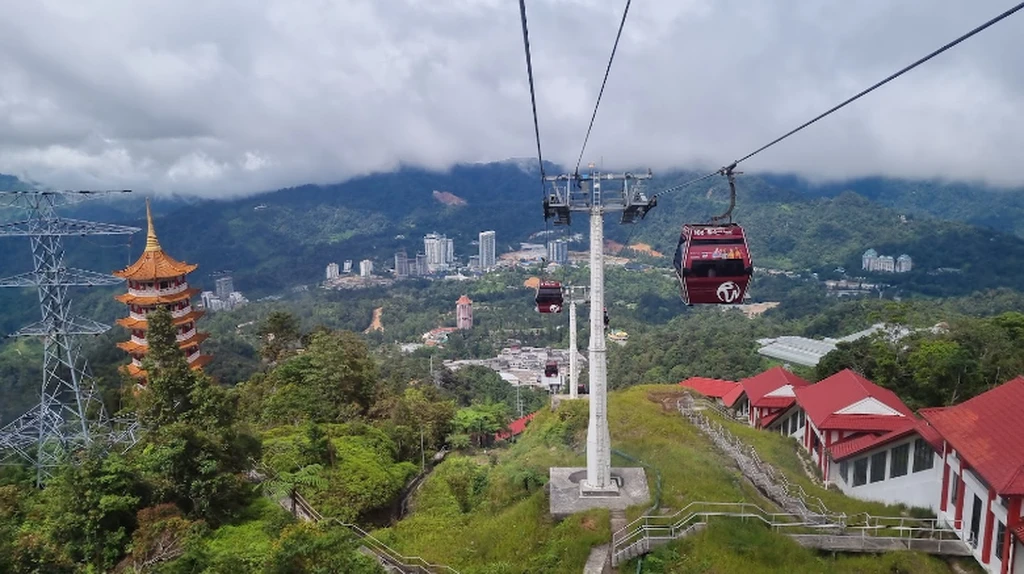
603, 307, 609, 329
535, 280, 563, 313
577, 383, 589, 395
673, 223, 753, 305
544, 360, 559, 378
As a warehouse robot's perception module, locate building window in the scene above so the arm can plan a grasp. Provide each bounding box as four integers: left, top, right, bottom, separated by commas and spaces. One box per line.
839, 460, 849, 483
890, 444, 909, 478
160, 281, 168, 289
950, 472, 959, 506
995, 521, 1006, 561
870, 451, 887, 483
912, 439, 934, 472
853, 458, 868, 486
799, 410, 805, 428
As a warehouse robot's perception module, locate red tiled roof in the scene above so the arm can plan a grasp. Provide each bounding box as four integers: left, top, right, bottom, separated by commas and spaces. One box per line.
759, 409, 788, 429
757, 396, 798, 410
794, 369, 913, 431
817, 414, 915, 432
679, 377, 738, 399
1014, 524, 1024, 543
829, 419, 924, 461
495, 412, 537, 441
722, 385, 746, 408
920, 377, 1024, 496
741, 366, 811, 408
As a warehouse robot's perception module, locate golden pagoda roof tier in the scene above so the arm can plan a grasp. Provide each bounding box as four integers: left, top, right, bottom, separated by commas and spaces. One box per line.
188, 354, 214, 370
116, 331, 209, 354
115, 287, 200, 306
113, 200, 198, 281
123, 353, 212, 380
123, 363, 145, 378
116, 309, 205, 330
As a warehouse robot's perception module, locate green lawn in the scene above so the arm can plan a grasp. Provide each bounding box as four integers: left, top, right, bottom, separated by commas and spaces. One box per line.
375, 385, 975, 574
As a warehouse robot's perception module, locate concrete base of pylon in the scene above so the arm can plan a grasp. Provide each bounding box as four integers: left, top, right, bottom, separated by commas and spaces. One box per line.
548, 467, 650, 519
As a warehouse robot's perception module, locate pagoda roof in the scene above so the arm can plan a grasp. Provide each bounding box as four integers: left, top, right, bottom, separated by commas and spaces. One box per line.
113, 200, 198, 281
116, 309, 205, 330
115, 287, 200, 306
116, 331, 209, 354
123, 354, 212, 379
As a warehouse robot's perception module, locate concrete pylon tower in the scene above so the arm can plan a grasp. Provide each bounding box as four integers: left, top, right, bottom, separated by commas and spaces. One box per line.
544, 167, 655, 515
584, 200, 614, 492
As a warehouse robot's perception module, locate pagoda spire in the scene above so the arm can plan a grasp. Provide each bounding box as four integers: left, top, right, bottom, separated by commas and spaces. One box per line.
145, 198, 161, 252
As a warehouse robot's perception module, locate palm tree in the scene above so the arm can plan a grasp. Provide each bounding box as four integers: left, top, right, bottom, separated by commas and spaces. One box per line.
263, 464, 327, 517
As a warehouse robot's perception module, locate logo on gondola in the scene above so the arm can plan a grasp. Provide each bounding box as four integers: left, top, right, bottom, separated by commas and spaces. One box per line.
549, 304, 561, 313
716, 281, 741, 303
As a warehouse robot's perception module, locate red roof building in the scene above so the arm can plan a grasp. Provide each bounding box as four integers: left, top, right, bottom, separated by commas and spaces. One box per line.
920, 377, 1024, 573
495, 411, 537, 442
732, 366, 810, 428
792, 369, 915, 479
678, 377, 739, 405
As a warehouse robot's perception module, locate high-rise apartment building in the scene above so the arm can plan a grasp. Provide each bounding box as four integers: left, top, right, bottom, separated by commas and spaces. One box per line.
214, 275, 234, 301
547, 238, 569, 265
479, 230, 496, 270
359, 259, 374, 277
424, 233, 454, 272
343, 260, 353, 274
394, 251, 409, 277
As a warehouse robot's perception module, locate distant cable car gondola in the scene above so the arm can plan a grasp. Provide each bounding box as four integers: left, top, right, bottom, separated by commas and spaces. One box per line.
577, 383, 589, 395
545, 360, 559, 378
535, 280, 563, 313
673, 223, 753, 305
603, 307, 609, 329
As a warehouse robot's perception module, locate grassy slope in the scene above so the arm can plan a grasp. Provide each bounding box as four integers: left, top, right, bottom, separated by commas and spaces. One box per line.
376, 386, 970, 573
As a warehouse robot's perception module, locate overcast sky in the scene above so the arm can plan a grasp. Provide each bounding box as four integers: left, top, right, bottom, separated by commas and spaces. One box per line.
0, 0, 1022, 197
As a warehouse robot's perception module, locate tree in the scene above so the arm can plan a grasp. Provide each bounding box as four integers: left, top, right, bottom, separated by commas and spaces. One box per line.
114, 504, 205, 573
264, 523, 383, 574
263, 464, 327, 517
132, 307, 259, 525
134, 307, 233, 431
260, 311, 301, 364
31, 452, 145, 571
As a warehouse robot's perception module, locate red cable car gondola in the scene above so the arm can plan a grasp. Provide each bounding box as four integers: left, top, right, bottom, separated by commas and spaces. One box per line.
535, 280, 563, 313
577, 383, 589, 395
544, 360, 559, 378
673, 223, 753, 305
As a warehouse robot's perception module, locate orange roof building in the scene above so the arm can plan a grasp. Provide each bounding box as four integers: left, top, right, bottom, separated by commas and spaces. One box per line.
113, 200, 211, 379
456, 295, 473, 330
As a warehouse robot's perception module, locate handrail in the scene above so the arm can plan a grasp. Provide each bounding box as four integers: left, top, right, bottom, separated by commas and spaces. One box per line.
610, 394, 963, 566
251, 460, 461, 574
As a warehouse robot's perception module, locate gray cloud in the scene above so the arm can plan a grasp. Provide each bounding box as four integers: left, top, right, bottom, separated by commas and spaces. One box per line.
0, 0, 1021, 196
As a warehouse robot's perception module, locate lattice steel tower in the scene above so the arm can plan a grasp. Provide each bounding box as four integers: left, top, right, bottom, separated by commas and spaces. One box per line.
0, 190, 139, 484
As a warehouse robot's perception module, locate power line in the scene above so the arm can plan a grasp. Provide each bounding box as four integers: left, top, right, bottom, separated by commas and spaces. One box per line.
574, 0, 633, 175
655, 1, 1024, 198
518, 0, 546, 190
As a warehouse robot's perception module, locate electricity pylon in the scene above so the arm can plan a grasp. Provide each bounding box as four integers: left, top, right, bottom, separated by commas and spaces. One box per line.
0, 190, 140, 485
544, 166, 654, 494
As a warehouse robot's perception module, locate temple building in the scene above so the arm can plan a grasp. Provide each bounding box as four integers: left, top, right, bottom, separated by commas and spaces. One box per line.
113, 201, 211, 379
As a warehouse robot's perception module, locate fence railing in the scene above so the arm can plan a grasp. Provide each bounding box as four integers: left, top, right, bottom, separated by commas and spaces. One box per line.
610, 393, 964, 566
251, 460, 460, 574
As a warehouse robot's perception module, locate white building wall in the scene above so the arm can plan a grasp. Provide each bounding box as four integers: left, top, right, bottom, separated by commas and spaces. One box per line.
830, 437, 940, 513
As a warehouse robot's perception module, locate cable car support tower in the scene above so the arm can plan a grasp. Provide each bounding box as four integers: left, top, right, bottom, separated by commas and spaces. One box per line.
0, 190, 140, 485
545, 166, 654, 496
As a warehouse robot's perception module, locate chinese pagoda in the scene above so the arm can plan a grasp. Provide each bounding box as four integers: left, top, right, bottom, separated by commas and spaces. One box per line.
113, 200, 211, 379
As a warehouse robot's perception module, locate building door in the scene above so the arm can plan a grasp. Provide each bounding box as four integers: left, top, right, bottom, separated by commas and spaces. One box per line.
1013, 539, 1024, 574
970, 495, 982, 548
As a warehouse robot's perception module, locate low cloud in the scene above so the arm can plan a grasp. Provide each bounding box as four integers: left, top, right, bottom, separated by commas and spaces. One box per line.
0, 0, 1021, 197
